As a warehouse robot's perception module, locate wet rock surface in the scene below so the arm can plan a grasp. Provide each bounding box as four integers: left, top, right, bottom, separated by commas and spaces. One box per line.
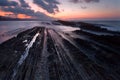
0, 21, 120, 80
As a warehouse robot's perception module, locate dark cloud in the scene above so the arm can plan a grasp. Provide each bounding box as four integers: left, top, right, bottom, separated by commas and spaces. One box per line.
0, 0, 53, 20
1, 6, 52, 19
33, 0, 60, 14
70, 0, 99, 3
19, 0, 30, 8
81, 6, 87, 9
85, 0, 99, 3
70, 0, 99, 9
2, 6, 34, 15
0, 0, 18, 6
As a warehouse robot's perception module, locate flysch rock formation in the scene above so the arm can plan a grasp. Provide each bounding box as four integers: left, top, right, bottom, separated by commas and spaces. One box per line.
0, 22, 120, 80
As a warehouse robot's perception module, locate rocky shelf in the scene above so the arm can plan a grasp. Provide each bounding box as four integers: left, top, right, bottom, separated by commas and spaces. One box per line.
0, 22, 120, 80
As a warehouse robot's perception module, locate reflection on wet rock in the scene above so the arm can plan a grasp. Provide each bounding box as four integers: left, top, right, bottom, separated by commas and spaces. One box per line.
0, 21, 120, 80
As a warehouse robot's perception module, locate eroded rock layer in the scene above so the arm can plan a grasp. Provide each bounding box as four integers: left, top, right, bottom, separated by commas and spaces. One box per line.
0, 26, 120, 80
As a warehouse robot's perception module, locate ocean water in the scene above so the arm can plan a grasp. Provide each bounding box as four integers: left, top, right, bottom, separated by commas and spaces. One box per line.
84, 20, 120, 32
0, 21, 42, 43
0, 21, 80, 44
0, 21, 120, 44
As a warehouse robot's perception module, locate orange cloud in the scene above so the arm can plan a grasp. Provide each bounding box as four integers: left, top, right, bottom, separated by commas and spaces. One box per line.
0, 10, 32, 19
17, 14, 32, 19
0, 10, 13, 16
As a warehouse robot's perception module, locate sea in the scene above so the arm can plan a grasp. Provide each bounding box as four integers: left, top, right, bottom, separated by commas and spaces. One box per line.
0, 20, 120, 44
84, 20, 120, 31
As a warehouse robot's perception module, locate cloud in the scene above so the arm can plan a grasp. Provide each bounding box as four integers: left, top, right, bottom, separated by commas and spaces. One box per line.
0, 0, 18, 6
70, 0, 99, 3
70, 0, 99, 9
81, 6, 87, 9
0, 0, 53, 20
33, 0, 60, 14
1, 6, 52, 19
19, 0, 30, 8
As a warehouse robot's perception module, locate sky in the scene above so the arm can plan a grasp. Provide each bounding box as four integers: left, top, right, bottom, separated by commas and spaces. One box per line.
0, 0, 120, 20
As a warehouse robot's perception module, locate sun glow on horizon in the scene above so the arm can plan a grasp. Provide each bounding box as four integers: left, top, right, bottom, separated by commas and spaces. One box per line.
0, 0, 120, 20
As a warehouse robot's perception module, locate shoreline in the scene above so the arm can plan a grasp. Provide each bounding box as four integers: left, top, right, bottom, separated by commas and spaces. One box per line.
0, 21, 120, 80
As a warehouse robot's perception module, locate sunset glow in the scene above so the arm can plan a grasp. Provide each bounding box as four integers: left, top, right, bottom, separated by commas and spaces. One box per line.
0, 0, 120, 20
0, 10, 13, 16
17, 14, 32, 19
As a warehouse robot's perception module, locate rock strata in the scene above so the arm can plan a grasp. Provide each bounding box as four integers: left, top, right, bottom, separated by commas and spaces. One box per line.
0, 22, 120, 80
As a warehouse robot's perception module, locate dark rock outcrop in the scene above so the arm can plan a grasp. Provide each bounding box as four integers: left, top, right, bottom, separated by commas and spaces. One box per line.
0, 23, 120, 80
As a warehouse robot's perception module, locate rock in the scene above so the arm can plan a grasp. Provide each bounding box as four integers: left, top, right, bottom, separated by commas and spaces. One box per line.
0, 23, 120, 80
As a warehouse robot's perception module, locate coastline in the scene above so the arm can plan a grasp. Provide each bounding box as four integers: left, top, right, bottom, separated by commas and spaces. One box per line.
0, 21, 120, 80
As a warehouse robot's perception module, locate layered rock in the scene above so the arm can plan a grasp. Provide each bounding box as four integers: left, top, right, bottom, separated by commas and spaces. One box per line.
0, 23, 120, 80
